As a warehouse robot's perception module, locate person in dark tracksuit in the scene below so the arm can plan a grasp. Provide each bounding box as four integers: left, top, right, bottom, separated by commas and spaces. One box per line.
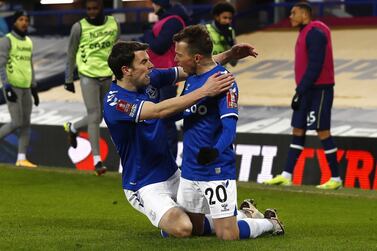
64, 0, 120, 175
0, 10, 39, 168
139, 0, 190, 160
264, 2, 342, 190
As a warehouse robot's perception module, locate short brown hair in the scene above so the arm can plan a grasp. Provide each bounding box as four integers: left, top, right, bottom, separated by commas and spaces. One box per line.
173, 25, 213, 57
107, 41, 149, 80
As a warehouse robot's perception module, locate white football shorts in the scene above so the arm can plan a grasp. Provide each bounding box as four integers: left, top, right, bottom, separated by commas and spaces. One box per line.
177, 177, 237, 219
124, 170, 180, 227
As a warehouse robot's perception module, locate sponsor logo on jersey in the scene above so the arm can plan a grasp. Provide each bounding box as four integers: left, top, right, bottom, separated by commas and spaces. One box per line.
116, 100, 137, 117
221, 203, 229, 212
227, 87, 238, 108
146, 85, 158, 99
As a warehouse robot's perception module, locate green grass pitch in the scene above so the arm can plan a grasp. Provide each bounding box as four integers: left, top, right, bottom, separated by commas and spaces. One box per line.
0, 164, 376, 251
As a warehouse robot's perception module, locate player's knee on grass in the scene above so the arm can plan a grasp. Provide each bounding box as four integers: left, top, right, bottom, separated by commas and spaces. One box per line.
215, 227, 239, 240
213, 217, 239, 240
159, 207, 192, 238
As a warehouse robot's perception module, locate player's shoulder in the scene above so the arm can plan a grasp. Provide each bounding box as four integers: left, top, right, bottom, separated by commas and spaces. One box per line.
216, 65, 238, 87
105, 84, 129, 105
309, 26, 326, 39
215, 64, 233, 75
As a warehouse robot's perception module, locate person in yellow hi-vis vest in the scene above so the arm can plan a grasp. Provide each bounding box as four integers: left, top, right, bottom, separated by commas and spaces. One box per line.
206, 2, 237, 66
0, 10, 39, 168
63, 0, 120, 176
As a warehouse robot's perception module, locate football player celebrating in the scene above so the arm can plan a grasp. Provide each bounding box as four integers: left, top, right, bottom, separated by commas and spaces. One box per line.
173, 25, 284, 240
104, 40, 267, 238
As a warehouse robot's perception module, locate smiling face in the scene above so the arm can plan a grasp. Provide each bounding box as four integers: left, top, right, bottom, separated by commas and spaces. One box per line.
127, 50, 154, 88
14, 15, 29, 33
174, 41, 198, 75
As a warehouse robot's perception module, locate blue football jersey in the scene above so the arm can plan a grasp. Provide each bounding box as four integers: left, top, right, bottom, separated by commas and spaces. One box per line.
181, 64, 238, 181
103, 68, 179, 191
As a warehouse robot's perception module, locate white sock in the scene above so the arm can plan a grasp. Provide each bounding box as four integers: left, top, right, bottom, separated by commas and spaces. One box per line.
17, 153, 26, 161
281, 171, 292, 180
239, 218, 273, 238
70, 124, 77, 133
331, 177, 342, 182
93, 155, 102, 165
237, 210, 247, 220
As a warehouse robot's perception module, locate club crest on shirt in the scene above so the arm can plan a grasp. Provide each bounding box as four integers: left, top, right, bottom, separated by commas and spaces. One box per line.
226, 87, 238, 108
146, 85, 158, 99
116, 99, 137, 117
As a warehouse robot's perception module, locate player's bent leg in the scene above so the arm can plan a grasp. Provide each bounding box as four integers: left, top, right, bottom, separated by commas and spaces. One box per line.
213, 216, 239, 240
237, 208, 285, 239
124, 170, 191, 237
159, 207, 192, 238
264, 127, 306, 186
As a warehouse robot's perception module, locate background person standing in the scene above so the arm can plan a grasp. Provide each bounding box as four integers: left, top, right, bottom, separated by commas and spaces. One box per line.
139, 0, 190, 159
63, 0, 120, 175
264, 2, 341, 190
0, 10, 39, 168
206, 1, 237, 66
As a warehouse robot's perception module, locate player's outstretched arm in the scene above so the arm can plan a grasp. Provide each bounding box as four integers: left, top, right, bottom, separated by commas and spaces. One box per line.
139, 73, 234, 120
214, 43, 258, 65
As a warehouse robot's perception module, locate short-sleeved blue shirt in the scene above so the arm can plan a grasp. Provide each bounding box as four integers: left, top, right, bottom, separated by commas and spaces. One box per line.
181, 64, 239, 181
103, 68, 179, 191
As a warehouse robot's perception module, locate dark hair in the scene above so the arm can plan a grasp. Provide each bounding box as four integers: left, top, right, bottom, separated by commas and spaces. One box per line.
85, 0, 103, 7
294, 2, 312, 17
211, 1, 236, 16
12, 10, 29, 24
108, 41, 149, 80
173, 25, 213, 57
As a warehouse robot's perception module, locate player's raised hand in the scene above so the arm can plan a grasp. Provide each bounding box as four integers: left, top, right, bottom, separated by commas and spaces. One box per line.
202, 72, 235, 97
230, 43, 258, 59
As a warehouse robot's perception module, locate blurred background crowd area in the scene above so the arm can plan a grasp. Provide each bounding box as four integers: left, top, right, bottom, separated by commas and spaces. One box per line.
2, 0, 377, 107
0, 0, 376, 36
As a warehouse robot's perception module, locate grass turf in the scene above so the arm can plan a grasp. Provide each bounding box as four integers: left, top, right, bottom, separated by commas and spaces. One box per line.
0, 164, 376, 251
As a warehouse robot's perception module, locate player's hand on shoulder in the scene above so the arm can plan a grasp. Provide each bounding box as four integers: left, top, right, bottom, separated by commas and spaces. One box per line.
197, 147, 219, 165
64, 82, 75, 93
202, 72, 234, 97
